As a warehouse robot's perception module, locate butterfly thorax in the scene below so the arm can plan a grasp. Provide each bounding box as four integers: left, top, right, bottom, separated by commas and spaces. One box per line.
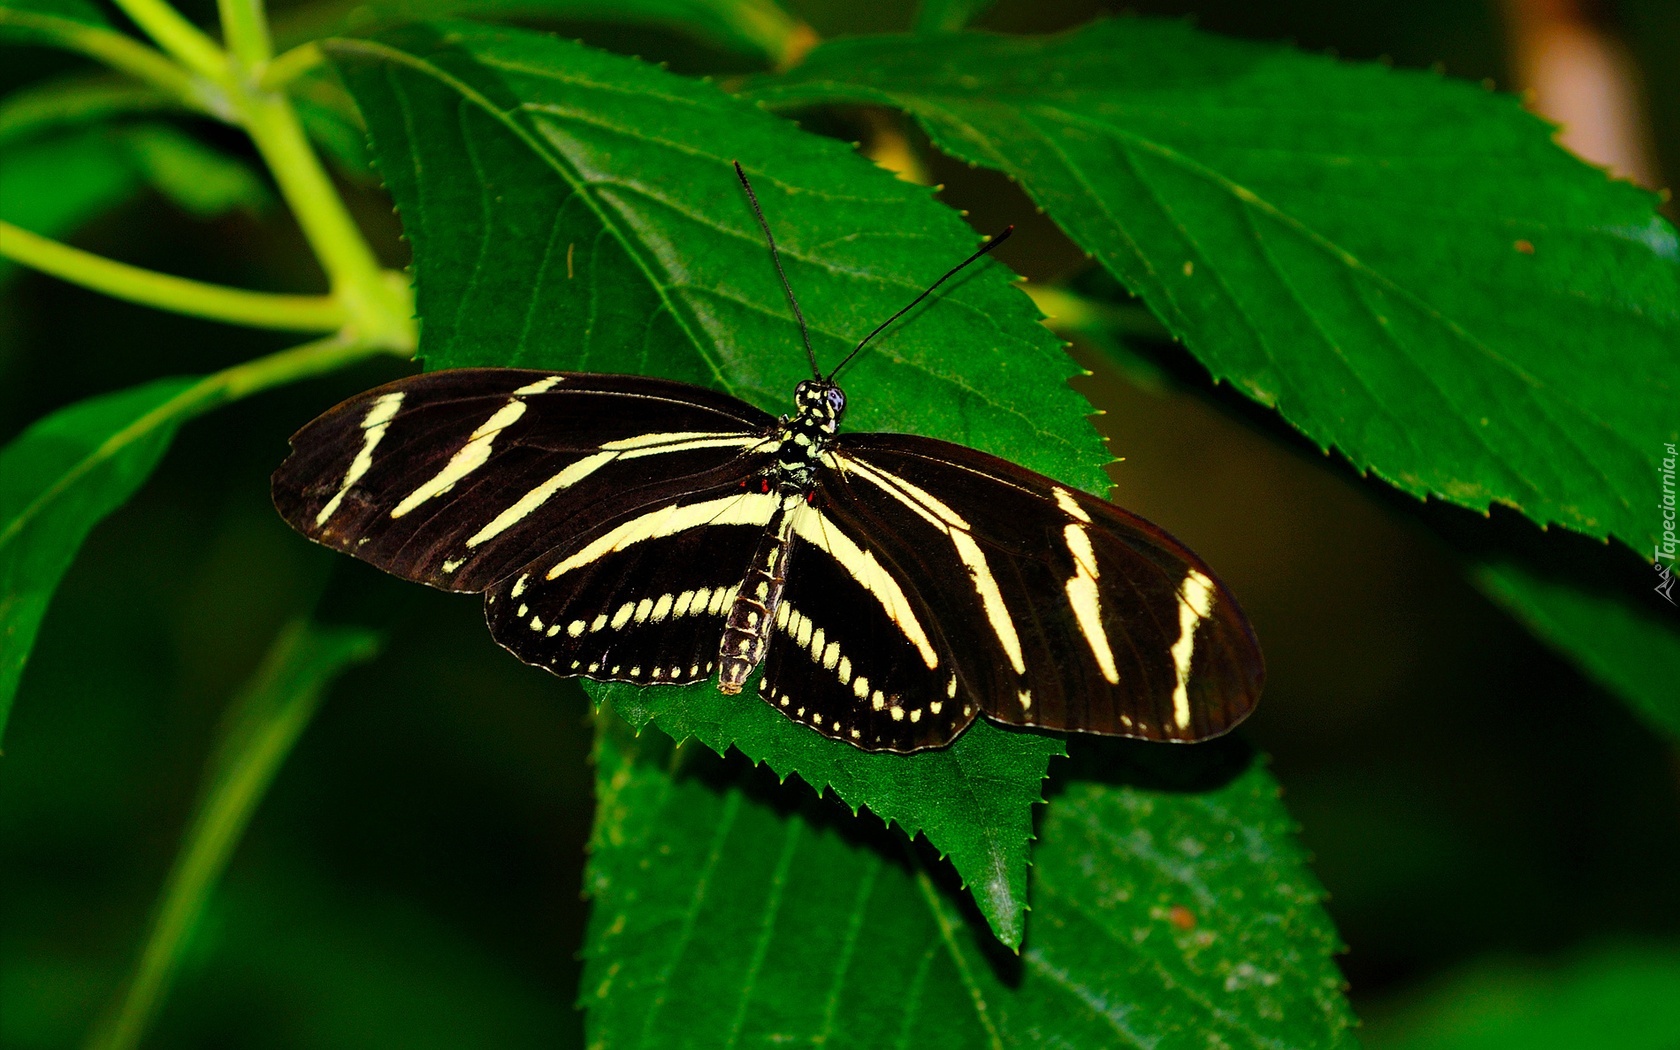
769, 378, 847, 492
718, 379, 847, 694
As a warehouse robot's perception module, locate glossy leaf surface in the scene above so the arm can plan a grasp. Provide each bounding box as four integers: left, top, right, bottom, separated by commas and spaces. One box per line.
749, 21, 1680, 556
584, 712, 1354, 1049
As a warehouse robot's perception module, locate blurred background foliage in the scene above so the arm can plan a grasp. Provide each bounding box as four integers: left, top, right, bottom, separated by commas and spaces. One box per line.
2, 0, 1678, 1046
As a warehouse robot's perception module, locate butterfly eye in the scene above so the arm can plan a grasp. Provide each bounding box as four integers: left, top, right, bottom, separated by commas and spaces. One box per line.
825, 388, 847, 417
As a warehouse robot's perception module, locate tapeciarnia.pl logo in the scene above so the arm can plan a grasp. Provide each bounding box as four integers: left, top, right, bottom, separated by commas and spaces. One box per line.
1658, 441, 1677, 606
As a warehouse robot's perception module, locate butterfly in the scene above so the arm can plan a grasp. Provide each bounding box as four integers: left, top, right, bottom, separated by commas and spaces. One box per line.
271, 163, 1262, 753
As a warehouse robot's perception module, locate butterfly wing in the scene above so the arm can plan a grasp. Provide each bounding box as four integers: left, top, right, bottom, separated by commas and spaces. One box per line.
272, 368, 776, 591
757, 496, 977, 751
483, 480, 784, 686
795, 433, 1262, 747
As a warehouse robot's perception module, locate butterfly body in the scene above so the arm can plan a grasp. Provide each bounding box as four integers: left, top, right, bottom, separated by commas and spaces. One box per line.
717, 379, 845, 694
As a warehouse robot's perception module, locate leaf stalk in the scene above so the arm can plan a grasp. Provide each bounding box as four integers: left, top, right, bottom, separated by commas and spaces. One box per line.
106, 0, 227, 82
216, 0, 271, 70
257, 41, 323, 91
0, 221, 348, 331
0, 11, 223, 116
6, 0, 414, 351
228, 87, 414, 347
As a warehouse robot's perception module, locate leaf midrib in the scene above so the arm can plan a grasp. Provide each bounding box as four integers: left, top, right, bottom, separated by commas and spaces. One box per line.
911, 860, 1004, 1050
721, 819, 802, 1049
0, 379, 198, 554
639, 787, 744, 1047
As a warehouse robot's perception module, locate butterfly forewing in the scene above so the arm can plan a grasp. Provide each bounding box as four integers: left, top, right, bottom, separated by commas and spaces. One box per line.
823, 435, 1263, 744
272, 369, 775, 590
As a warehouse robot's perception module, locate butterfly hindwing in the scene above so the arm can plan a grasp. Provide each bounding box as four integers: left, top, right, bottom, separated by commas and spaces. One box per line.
272, 369, 776, 591
757, 499, 978, 751
823, 434, 1263, 744
485, 481, 783, 684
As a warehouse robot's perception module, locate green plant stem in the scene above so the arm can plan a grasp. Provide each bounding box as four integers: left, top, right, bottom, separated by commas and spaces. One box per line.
257, 41, 322, 91
106, 0, 227, 82
217, 0, 271, 71
0, 221, 347, 331
83, 621, 381, 1050
0, 11, 219, 116
228, 90, 412, 347
207, 330, 409, 398
207, 0, 410, 347
5, 0, 412, 349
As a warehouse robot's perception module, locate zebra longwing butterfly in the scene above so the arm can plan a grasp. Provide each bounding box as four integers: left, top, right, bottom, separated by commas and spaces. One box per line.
271, 166, 1262, 753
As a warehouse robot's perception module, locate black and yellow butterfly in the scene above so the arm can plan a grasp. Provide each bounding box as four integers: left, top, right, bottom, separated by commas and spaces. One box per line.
272, 165, 1262, 753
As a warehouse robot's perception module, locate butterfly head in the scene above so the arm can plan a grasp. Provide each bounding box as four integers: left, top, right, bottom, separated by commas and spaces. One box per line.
794, 379, 847, 434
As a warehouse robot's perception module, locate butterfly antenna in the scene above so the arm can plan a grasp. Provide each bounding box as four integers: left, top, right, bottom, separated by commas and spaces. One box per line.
735, 162, 821, 381
828, 225, 1014, 381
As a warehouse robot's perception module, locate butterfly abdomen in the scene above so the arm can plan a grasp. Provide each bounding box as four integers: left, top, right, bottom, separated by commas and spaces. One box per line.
718, 496, 799, 694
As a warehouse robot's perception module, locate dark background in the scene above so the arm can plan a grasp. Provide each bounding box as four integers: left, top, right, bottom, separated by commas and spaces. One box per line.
3, 0, 1677, 1044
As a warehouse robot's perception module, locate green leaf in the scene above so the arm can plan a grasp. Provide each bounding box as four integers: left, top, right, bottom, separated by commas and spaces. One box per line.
87, 620, 382, 1050
0, 127, 142, 263
1362, 943, 1680, 1050
0, 0, 109, 28
601, 680, 1061, 947
1475, 561, 1680, 741
746, 21, 1680, 558
278, 0, 810, 67
0, 336, 391, 743
324, 23, 1099, 480
914, 0, 996, 34
327, 20, 1102, 943
0, 124, 269, 284
0, 75, 178, 148
585, 710, 1354, 1048
118, 123, 272, 217
0, 377, 197, 741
